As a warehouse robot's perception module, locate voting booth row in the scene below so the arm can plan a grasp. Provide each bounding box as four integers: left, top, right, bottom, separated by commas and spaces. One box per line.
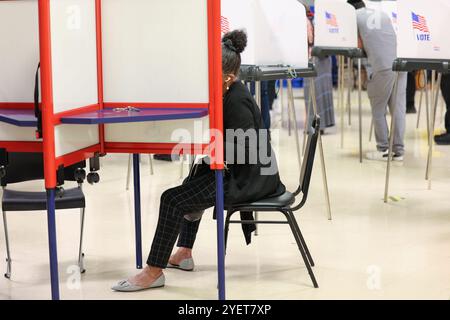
1, 0, 449, 301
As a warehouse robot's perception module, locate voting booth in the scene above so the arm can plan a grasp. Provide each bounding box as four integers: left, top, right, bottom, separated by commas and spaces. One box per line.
222, 0, 312, 80
0, 0, 224, 300
312, 0, 364, 162
384, 0, 450, 202
313, 0, 361, 57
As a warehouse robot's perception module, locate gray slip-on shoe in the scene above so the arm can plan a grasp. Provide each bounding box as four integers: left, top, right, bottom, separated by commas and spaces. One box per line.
112, 274, 165, 292
167, 258, 195, 271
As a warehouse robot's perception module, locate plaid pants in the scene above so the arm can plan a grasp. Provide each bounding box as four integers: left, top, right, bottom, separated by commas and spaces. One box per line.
147, 170, 226, 268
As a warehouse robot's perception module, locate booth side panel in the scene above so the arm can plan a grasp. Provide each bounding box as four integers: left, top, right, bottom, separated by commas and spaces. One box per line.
101, 0, 210, 105
314, 0, 358, 49
0, 1, 40, 105
49, 0, 101, 162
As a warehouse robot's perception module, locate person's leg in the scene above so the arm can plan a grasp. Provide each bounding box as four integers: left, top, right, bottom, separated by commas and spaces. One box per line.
435, 74, 450, 144
168, 219, 202, 266
406, 71, 417, 113
367, 70, 394, 154
388, 72, 407, 157
443, 75, 450, 131
260, 81, 271, 130
124, 171, 219, 287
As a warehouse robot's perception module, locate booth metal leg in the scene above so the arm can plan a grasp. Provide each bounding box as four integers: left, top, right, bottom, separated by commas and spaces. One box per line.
416, 84, 424, 129
347, 58, 352, 126
310, 79, 332, 220
287, 79, 303, 172
339, 56, 345, 148
384, 73, 400, 203
303, 86, 313, 156
358, 59, 363, 163
424, 74, 431, 179
46, 189, 60, 300
426, 73, 442, 190
126, 154, 132, 191
215, 170, 226, 300
149, 155, 154, 176
133, 154, 143, 269
369, 118, 374, 142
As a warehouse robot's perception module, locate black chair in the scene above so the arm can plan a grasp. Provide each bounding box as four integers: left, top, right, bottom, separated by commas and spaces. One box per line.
224, 116, 321, 288
0, 152, 87, 279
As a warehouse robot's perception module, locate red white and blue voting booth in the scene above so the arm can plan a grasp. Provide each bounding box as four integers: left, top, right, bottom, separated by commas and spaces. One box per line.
0, 0, 225, 300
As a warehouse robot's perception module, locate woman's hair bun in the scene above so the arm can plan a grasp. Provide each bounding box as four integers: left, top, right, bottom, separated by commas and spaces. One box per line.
222, 29, 248, 54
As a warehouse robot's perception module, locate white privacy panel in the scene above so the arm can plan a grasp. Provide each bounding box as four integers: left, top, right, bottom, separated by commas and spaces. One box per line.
221, 0, 257, 65
50, 0, 98, 113
0, 0, 39, 103
55, 125, 99, 157
0, 124, 40, 142
222, 0, 308, 68
364, 1, 398, 34
102, 0, 209, 104
105, 117, 210, 144
314, 0, 358, 49
397, 0, 450, 61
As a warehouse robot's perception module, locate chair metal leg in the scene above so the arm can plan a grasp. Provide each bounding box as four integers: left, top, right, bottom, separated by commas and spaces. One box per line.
78, 207, 86, 274
284, 210, 318, 288
149, 154, 154, 176
126, 154, 132, 191
2, 210, 11, 279
287, 211, 315, 267
224, 212, 233, 255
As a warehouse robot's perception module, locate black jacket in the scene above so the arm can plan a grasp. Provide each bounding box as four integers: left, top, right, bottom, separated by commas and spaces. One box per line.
223, 81, 285, 206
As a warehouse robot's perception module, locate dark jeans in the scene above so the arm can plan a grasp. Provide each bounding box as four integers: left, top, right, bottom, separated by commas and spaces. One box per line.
442, 74, 450, 132
248, 80, 277, 130
407, 71, 416, 109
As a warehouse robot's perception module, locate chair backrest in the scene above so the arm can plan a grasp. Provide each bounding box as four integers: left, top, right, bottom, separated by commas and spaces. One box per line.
0, 152, 86, 186
293, 115, 320, 204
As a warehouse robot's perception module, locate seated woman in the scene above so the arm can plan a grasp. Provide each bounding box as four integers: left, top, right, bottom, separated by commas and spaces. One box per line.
112, 30, 285, 292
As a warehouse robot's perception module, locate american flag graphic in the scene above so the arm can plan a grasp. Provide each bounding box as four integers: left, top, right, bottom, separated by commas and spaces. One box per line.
221, 16, 230, 34
392, 12, 397, 24
412, 12, 429, 33
325, 11, 338, 27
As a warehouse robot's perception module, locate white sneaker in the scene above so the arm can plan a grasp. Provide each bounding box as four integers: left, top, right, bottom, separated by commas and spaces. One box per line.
366, 150, 389, 161
366, 150, 404, 162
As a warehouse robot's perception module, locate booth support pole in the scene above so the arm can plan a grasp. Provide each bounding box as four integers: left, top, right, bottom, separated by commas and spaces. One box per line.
39, 0, 60, 300
215, 170, 226, 300
426, 73, 442, 190
417, 87, 424, 129
384, 73, 400, 203
340, 56, 345, 148
133, 154, 143, 269
46, 189, 60, 300
310, 79, 332, 220
424, 74, 431, 179
303, 83, 313, 156
358, 58, 363, 163
347, 58, 352, 126
287, 79, 303, 171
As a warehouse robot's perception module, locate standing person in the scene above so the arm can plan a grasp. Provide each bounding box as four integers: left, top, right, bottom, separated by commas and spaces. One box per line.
349, 0, 407, 161
434, 74, 450, 144
304, 6, 336, 133
112, 30, 285, 292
